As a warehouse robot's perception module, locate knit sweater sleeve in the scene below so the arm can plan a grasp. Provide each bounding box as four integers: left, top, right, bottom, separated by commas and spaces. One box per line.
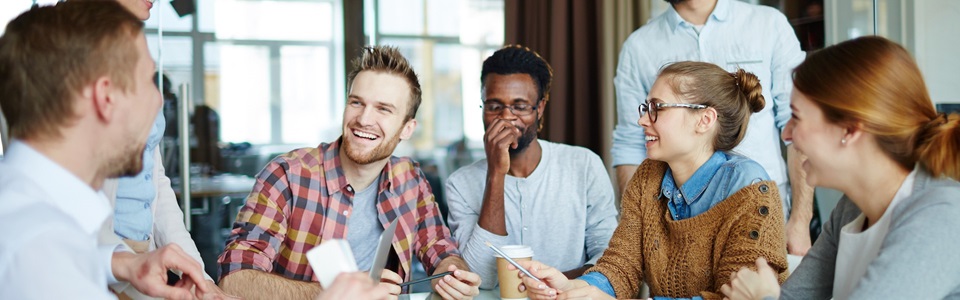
700, 181, 789, 300
585, 160, 662, 298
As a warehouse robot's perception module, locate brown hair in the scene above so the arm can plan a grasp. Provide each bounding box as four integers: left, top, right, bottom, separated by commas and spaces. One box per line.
346, 46, 422, 121
659, 61, 765, 151
794, 36, 960, 180
0, 1, 143, 140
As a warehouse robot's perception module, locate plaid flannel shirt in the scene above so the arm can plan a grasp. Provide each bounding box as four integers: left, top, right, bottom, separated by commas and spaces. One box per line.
218, 139, 460, 282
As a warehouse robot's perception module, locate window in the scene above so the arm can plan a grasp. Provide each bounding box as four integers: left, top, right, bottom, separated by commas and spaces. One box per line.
148, 0, 345, 146
365, 0, 504, 155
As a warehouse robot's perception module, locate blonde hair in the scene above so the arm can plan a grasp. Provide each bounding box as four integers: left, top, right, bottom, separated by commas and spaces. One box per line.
346, 46, 422, 121
793, 36, 960, 179
658, 62, 765, 151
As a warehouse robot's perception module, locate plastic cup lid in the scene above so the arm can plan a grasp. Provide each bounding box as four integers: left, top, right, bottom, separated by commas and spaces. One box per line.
492, 245, 534, 258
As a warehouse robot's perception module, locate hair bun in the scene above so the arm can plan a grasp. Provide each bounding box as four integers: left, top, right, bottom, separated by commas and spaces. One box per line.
733, 68, 765, 113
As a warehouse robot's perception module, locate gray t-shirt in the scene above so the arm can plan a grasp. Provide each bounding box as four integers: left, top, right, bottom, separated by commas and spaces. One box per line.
445, 139, 619, 290
346, 178, 384, 272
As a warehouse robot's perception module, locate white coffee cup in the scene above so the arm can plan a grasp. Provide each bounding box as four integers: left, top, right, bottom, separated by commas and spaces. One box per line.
494, 245, 535, 300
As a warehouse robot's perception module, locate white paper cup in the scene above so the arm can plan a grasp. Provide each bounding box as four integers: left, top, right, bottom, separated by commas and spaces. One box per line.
494, 245, 534, 300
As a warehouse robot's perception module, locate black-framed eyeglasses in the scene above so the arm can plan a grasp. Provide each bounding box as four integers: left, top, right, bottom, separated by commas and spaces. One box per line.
480, 102, 539, 116
639, 102, 708, 123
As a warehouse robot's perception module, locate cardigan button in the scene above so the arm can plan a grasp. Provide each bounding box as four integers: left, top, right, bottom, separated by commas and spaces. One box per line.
749, 230, 760, 240
759, 206, 769, 216
758, 184, 769, 194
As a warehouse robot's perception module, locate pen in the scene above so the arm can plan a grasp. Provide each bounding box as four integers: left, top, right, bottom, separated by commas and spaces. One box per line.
398, 271, 453, 287
485, 242, 542, 283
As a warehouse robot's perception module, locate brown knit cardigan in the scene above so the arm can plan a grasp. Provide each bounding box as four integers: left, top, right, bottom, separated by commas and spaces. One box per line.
587, 159, 788, 299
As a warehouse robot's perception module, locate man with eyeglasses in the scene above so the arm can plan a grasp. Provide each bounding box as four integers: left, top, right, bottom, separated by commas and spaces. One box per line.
444, 45, 619, 290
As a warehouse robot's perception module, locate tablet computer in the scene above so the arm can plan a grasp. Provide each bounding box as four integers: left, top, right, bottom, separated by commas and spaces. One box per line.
369, 218, 399, 281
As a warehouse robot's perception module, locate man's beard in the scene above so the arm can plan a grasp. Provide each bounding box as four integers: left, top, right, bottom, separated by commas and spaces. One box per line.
508, 119, 538, 156
105, 142, 146, 178
343, 127, 404, 165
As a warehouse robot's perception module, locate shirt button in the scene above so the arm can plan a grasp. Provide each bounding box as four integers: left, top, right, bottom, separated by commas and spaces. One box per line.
523, 227, 528, 231
749, 230, 760, 240
758, 206, 769, 216
343, 210, 350, 216
346, 186, 353, 192
145, 174, 152, 180
759, 184, 769, 194
143, 203, 150, 209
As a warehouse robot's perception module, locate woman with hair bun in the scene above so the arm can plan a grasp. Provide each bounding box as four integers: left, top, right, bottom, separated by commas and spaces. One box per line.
513, 62, 788, 300
721, 36, 960, 300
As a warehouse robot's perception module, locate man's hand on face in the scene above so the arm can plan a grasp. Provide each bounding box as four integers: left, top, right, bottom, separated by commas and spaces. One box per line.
484, 118, 521, 175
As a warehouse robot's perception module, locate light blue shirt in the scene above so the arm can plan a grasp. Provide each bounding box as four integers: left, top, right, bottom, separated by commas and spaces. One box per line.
610, 0, 805, 214
114, 111, 165, 241
581, 152, 770, 299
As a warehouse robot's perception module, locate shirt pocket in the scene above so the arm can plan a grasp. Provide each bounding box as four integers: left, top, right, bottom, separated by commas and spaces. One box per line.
724, 50, 766, 74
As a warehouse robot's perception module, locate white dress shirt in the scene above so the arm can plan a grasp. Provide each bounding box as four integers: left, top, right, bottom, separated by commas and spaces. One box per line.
610, 0, 806, 216
0, 141, 119, 299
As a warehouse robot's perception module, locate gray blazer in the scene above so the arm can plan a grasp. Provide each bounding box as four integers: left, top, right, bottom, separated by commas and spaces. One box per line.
781, 167, 960, 299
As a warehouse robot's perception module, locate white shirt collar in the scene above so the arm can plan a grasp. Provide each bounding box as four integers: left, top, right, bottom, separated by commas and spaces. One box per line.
3, 141, 111, 235
666, 0, 732, 31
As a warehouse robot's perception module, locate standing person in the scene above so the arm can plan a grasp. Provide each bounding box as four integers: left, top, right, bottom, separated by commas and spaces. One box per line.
516, 62, 787, 300
74, 0, 234, 298
445, 45, 619, 289
721, 36, 960, 300
0, 2, 210, 299
610, 0, 815, 255
218, 46, 482, 300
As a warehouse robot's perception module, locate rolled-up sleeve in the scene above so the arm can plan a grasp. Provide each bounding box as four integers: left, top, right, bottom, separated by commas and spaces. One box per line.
611, 36, 650, 167
414, 169, 461, 275
768, 12, 805, 134
217, 160, 290, 280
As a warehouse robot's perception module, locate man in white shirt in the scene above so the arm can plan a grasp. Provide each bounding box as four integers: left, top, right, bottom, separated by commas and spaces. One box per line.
609, 0, 816, 255
0, 2, 210, 299
446, 45, 619, 289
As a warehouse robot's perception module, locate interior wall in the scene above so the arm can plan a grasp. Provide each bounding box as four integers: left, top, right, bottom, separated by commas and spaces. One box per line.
911, 0, 960, 105
819, 0, 960, 218
825, 0, 959, 104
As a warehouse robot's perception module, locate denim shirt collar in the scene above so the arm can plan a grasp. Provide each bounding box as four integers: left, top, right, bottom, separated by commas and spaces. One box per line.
661, 151, 726, 205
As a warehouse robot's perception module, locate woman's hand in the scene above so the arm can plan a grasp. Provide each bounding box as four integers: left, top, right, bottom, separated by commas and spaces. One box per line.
511, 260, 575, 300
720, 257, 781, 300
556, 285, 614, 300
